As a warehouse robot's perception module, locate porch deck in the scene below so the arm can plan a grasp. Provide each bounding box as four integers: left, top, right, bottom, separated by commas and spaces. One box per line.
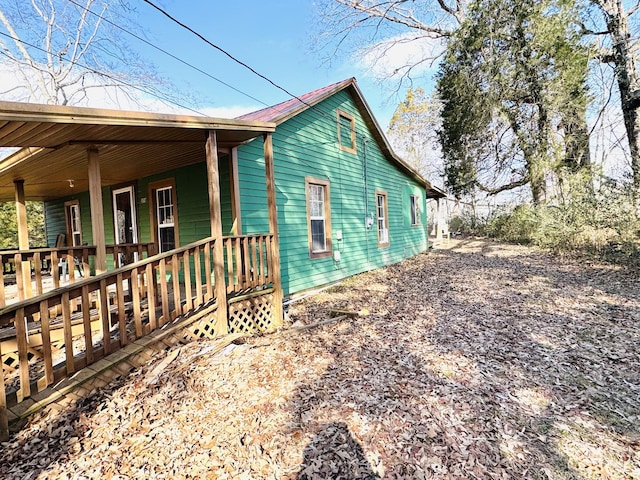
0, 234, 281, 440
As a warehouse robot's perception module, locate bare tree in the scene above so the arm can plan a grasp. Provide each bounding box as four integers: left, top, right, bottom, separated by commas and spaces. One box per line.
587, 0, 640, 201
0, 0, 173, 108
314, 0, 466, 89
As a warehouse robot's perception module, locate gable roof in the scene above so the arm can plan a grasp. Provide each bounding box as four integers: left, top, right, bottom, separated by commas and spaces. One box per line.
239, 78, 447, 199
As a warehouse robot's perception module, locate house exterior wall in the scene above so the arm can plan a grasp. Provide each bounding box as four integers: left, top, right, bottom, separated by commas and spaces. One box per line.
237, 89, 428, 296
44, 156, 235, 252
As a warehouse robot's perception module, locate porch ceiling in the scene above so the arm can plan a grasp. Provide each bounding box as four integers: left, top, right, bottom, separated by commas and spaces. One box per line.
0, 101, 275, 201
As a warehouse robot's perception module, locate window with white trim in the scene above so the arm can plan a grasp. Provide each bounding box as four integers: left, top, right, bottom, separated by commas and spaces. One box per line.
156, 186, 176, 253
306, 178, 332, 258
65, 201, 82, 246
410, 194, 421, 226
376, 191, 389, 246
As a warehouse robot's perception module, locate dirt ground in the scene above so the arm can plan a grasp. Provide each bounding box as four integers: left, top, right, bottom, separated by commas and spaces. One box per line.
1, 238, 639, 479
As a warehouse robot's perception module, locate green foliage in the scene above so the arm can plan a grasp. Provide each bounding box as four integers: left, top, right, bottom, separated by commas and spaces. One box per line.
482, 177, 640, 264
436, 0, 591, 202
0, 201, 46, 249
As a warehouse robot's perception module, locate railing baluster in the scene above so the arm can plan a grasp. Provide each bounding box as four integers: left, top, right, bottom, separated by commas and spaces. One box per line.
82, 248, 90, 278
183, 250, 192, 312
130, 267, 142, 338
266, 235, 273, 283
258, 236, 266, 285
234, 237, 243, 291
51, 250, 60, 289
62, 292, 74, 375
39, 299, 53, 386
225, 238, 234, 294
0, 338, 7, 441
81, 285, 93, 364
159, 258, 169, 326
171, 254, 181, 319
145, 263, 157, 331
116, 273, 127, 346
194, 246, 202, 307
204, 241, 212, 302
250, 236, 258, 288
34, 252, 43, 296
0, 257, 5, 308
99, 279, 111, 356
242, 237, 251, 290
15, 254, 24, 301
14, 307, 30, 401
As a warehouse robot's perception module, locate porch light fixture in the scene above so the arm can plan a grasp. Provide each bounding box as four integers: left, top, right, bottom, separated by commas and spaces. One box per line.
68, 179, 75, 188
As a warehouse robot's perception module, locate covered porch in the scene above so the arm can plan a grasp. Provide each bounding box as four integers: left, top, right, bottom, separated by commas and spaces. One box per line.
0, 101, 282, 440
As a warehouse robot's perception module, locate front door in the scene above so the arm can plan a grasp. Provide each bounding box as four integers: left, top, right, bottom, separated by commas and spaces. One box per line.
112, 186, 138, 266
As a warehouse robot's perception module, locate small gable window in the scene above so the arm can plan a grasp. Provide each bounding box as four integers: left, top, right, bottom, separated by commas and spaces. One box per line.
337, 109, 356, 154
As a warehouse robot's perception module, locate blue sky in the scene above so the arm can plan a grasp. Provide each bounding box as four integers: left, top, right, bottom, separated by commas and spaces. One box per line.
133, 0, 412, 128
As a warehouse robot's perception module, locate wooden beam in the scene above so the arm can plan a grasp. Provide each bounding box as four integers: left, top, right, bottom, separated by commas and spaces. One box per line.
14, 180, 32, 298
206, 130, 228, 335
264, 133, 283, 326
88, 149, 107, 273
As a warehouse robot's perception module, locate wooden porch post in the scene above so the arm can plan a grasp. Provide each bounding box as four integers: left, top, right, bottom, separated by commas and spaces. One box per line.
206, 130, 229, 335
435, 198, 442, 242
14, 180, 32, 298
88, 149, 107, 273
264, 133, 283, 326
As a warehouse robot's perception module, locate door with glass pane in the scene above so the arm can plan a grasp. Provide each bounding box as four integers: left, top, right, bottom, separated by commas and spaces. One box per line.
112, 186, 138, 266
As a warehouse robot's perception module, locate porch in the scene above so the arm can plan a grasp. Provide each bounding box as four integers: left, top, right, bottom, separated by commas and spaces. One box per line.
0, 101, 282, 440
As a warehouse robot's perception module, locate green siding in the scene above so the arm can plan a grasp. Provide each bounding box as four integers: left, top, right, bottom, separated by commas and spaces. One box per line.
238, 89, 428, 296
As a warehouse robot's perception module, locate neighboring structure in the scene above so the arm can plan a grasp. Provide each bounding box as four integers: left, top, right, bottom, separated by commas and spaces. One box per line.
0, 79, 445, 439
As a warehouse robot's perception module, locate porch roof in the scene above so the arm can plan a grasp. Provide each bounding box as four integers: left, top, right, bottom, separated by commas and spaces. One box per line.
0, 101, 276, 201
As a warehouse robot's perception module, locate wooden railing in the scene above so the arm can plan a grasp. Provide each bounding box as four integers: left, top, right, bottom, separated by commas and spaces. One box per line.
222, 234, 274, 295
0, 243, 156, 307
0, 233, 274, 440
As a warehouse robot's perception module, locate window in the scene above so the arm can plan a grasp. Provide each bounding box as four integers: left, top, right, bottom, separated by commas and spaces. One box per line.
376, 191, 389, 247
156, 187, 175, 253
149, 180, 179, 254
337, 109, 356, 154
305, 177, 332, 258
64, 200, 82, 246
410, 194, 421, 226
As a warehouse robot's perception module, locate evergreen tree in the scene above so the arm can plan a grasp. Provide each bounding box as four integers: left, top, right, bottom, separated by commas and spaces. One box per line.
436, 0, 591, 203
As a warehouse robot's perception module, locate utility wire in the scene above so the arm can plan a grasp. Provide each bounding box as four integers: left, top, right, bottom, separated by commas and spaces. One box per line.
0, 30, 205, 115
67, 0, 270, 108
141, 0, 314, 110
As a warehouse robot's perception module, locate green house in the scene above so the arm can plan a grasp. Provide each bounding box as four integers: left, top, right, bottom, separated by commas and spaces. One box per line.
0, 79, 445, 437
36, 78, 444, 299
236, 78, 445, 296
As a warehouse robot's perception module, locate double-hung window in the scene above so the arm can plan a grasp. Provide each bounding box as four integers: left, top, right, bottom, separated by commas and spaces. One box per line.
65, 200, 82, 246
410, 194, 421, 226
306, 177, 332, 258
156, 186, 175, 253
376, 191, 389, 247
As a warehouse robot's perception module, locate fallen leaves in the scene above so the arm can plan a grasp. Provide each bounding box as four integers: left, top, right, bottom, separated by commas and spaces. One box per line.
1, 238, 639, 479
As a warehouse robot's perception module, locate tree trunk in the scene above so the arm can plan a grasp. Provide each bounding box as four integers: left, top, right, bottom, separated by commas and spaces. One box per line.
599, 0, 640, 203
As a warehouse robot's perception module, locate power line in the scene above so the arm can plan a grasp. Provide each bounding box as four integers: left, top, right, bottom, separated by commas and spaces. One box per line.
0, 30, 204, 115
141, 0, 314, 110
66, 0, 270, 108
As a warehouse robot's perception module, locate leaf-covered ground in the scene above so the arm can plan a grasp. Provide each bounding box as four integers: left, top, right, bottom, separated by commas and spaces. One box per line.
1, 238, 639, 479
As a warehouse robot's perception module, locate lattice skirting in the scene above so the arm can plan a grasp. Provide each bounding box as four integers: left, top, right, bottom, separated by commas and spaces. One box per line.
228, 292, 276, 334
